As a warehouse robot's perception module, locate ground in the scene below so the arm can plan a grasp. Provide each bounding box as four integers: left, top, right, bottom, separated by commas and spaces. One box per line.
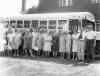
0, 56, 100, 76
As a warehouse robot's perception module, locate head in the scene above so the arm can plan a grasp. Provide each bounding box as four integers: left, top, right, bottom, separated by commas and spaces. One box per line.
14, 29, 17, 33
87, 23, 93, 31
8, 26, 12, 30
73, 30, 77, 34
29, 28, 33, 34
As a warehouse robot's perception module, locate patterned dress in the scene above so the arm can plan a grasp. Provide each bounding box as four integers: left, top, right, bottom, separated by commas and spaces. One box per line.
51, 35, 59, 52
59, 35, 66, 52
23, 34, 33, 49
35, 34, 44, 50
43, 34, 52, 52
65, 34, 71, 53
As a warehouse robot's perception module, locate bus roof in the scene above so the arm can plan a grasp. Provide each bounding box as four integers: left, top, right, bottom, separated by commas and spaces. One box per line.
6, 12, 95, 22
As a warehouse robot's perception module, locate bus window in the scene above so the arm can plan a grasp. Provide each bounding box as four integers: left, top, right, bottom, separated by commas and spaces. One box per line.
10, 21, 16, 28
40, 20, 47, 29
69, 19, 78, 31
31, 20, 38, 28
48, 20, 56, 29
96, 24, 100, 31
17, 21, 23, 28
58, 20, 67, 29
4, 21, 9, 28
24, 20, 30, 28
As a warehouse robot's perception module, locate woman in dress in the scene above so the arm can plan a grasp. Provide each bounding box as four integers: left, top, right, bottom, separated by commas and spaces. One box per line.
32, 28, 38, 56
18, 32, 25, 56
7, 28, 14, 56
28, 29, 34, 57
35, 29, 44, 56
72, 30, 79, 60
59, 31, 66, 59
23, 30, 34, 57
43, 31, 52, 57
13, 29, 22, 56
51, 32, 59, 58
65, 31, 71, 59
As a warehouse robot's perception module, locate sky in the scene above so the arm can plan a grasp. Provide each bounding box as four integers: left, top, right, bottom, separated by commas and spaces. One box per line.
0, 0, 39, 18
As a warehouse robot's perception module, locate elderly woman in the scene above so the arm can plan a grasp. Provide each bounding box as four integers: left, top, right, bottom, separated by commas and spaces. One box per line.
13, 29, 21, 56
23, 30, 34, 57
72, 30, 79, 60
59, 31, 66, 59
43, 31, 52, 57
65, 31, 71, 59
7, 27, 14, 56
51, 31, 59, 58
35, 29, 44, 56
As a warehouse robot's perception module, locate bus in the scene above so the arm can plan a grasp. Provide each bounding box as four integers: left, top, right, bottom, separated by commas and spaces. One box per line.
4, 12, 95, 33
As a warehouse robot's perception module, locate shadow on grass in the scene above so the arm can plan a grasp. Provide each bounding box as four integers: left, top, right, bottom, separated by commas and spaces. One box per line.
0, 51, 100, 67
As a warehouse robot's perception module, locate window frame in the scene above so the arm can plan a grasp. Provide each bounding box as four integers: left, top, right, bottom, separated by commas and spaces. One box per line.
17, 20, 23, 28
58, 0, 73, 7
31, 20, 39, 28
92, 0, 100, 4
24, 20, 31, 28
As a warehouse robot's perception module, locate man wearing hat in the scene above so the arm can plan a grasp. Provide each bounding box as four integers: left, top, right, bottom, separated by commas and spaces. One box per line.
85, 23, 96, 63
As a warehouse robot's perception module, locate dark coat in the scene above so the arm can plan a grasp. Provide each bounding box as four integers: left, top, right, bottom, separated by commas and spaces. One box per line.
51, 35, 59, 52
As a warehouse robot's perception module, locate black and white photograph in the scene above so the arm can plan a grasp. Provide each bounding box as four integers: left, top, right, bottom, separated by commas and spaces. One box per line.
0, 0, 100, 76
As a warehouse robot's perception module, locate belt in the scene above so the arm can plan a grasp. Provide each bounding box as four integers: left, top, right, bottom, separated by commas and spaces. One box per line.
79, 40, 85, 41
45, 41, 51, 42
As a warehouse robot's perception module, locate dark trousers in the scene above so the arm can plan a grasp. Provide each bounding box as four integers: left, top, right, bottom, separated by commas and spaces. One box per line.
86, 39, 95, 62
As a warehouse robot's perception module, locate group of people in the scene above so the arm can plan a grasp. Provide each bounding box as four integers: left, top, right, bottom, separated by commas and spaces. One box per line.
4, 23, 96, 63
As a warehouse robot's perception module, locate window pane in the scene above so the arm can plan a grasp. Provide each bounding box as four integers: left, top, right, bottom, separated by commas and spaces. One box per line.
96, 24, 100, 31
10, 21, 16, 28
59, 0, 73, 6
17, 21, 23, 28
92, 0, 100, 3
31, 20, 38, 28
69, 19, 78, 31
24, 20, 30, 28
5, 21, 9, 28
58, 20, 67, 29
48, 20, 56, 29
40, 20, 47, 29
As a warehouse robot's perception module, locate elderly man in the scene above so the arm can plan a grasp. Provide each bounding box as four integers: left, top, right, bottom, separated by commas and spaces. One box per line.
85, 23, 96, 63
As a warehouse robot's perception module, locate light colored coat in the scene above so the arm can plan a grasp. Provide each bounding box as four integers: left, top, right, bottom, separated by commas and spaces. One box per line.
72, 34, 79, 52
35, 33, 44, 50
59, 35, 66, 52
65, 34, 71, 53
43, 34, 52, 51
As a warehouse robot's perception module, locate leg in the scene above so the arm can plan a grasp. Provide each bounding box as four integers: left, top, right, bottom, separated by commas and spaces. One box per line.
25, 49, 28, 57
68, 52, 70, 60
62, 52, 65, 59
29, 49, 34, 57
81, 41, 85, 61
90, 40, 95, 61
53, 51, 55, 58
16, 49, 19, 56
72, 52, 75, 60
86, 40, 91, 62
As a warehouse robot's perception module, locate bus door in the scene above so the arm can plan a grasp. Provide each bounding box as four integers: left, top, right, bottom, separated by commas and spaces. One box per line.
69, 19, 79, 34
